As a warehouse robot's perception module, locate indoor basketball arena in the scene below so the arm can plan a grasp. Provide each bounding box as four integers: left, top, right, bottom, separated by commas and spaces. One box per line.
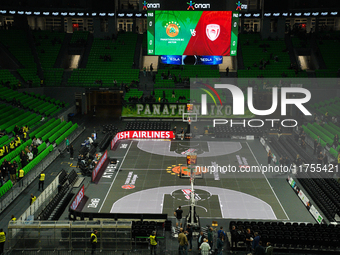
0, 0, 340, 255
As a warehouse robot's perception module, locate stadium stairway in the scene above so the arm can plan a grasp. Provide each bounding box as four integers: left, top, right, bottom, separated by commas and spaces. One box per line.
61, 70, 73, 87
78, 33, 94, 68
284, 34, 299, 66
23, 21, 43, 79
54, 33, 73, 68
133, 33, 144, 70
0, 41, 23, 69
309, 35, 327, 69
9, 70, 26, 86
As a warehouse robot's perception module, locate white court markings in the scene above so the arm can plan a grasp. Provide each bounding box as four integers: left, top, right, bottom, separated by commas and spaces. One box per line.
246, 142, 290, 220
136, 140, 242, 157
109, 185, 278, 220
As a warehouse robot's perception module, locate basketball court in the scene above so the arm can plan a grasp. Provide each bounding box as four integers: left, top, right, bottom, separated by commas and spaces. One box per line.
81, 139, 289, 220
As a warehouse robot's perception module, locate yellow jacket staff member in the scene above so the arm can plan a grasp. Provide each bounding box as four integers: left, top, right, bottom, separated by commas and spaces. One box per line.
9, 141, 15, 151
149, 231, 157, 254
3, 144, 9, 154
15, 136, 21, 147
90, 230, 98, 255
30, 194, 36, 205
0, 148, 4, 158
38, 173, 45, 191
0, 228, 6, 254
18, 169, 24, 187
11, 215, 16, 221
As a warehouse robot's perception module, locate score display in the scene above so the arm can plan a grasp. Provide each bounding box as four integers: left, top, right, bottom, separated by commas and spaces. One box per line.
147, 11, 238, 56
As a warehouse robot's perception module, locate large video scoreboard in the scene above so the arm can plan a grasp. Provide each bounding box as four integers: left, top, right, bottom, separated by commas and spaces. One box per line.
147, 11, 239, 56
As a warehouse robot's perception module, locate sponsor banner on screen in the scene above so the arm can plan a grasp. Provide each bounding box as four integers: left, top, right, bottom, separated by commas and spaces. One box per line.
111, 131, 174, 149
70, 184, 84, 211
92, 150, 108, 182
150, 11, 237, 56
160, 55, 223, 65
140, 0, 227, 11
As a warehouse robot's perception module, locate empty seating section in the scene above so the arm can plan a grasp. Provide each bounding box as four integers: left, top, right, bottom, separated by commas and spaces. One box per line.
154, 89, 190, 103
297, 171, 340, 221
0, 85, 67, 117
33, 30, 65, 68
214, 125, 263, 138
43, 68, 64, 86
291, 36, 310, 48
0, 29, 40, 86
317, 31, 340, 78
0, 105, 41, 134
125, 89, 144, 101
0, 180, 13, 198
154, 66, 220, 88
229, 220, 340, 251
70, 31, 89, 45
0, 70, 19, 88
0, 29, 35, 68
238, 34, 307, 78
68, 33, 139, 87
125, 122, 171, 131
309, 97, 340, 117
17, 68, 40, 87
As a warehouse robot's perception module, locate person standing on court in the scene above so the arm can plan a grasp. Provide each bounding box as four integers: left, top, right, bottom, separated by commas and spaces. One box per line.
199, 238, 210, 255
178, 228, 188, 255
174, 206, 183, 227
70, 145, 74, 160
149, 230, 157, 255
186, 224, 193, 251
207, 227, 213, 250
267, 150, 273, 165
90, 230, 98, 255
0, 228, 5, 255
38, 172, 45, 191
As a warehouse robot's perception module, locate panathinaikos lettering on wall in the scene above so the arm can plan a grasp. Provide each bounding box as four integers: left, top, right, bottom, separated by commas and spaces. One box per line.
121, 103, 255, 118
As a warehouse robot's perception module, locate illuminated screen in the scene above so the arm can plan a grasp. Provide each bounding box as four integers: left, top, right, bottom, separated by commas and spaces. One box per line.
147, 11, 238, 56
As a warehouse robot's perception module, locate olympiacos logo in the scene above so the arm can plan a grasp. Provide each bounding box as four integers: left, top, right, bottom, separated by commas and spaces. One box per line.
206, 24, 220, 41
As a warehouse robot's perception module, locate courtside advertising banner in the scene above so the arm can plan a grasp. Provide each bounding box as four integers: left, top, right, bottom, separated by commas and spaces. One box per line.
92, 150, 108, 182
70, 184, 84, 211
111, 130, 174, 149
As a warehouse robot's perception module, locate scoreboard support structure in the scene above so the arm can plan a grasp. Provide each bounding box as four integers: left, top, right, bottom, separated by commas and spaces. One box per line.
185, 152, 200, 230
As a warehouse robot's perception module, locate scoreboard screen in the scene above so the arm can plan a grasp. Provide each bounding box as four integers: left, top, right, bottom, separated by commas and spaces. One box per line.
147, 11, 239, 56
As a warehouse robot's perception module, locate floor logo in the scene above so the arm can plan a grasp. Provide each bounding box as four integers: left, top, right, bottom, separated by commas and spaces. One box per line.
166, 164, 206, 176
122, 171, 138, 189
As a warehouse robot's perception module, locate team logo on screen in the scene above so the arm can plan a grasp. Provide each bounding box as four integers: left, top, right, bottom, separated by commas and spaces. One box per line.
206, 24, 220, 41
165, 22, 180, 37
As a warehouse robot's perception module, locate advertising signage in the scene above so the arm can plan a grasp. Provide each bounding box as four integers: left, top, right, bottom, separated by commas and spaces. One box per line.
140, 0, 227, 11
